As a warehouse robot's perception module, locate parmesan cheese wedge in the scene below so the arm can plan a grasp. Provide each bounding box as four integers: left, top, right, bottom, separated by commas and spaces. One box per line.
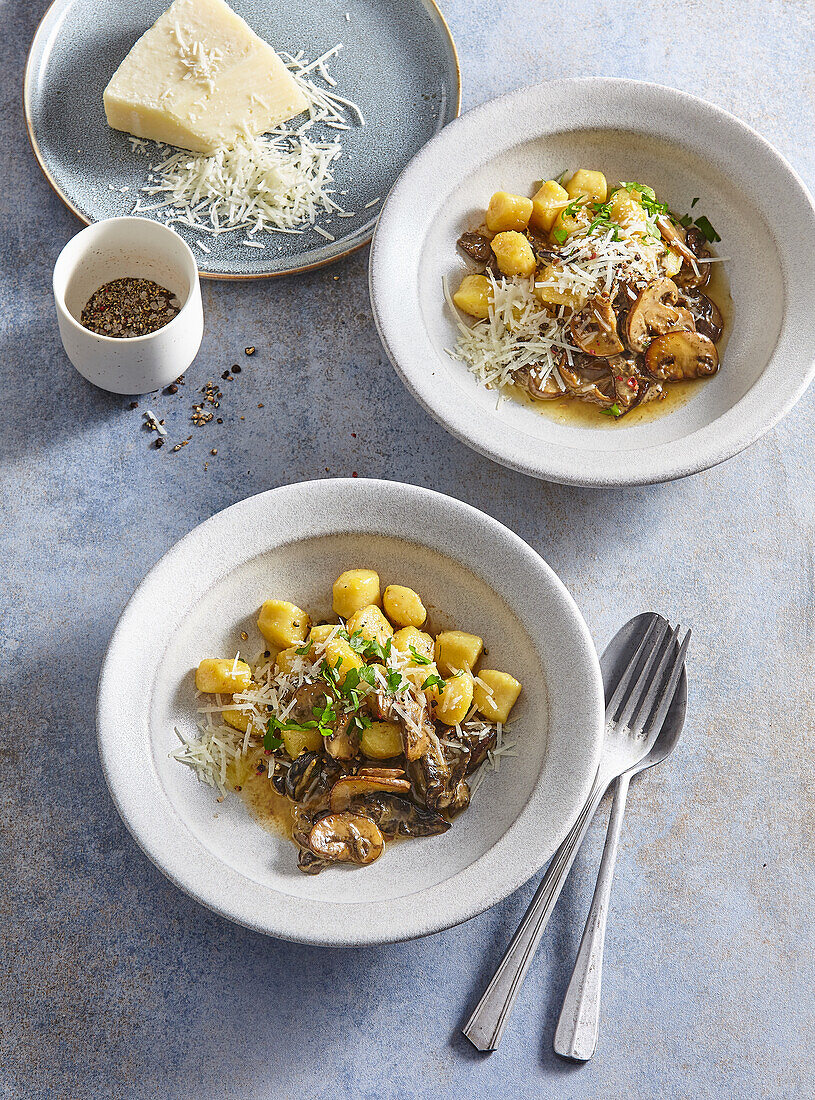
103, 0, 309, 154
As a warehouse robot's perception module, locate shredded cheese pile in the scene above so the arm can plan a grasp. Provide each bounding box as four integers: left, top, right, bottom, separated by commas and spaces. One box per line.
132, 45, 364, 244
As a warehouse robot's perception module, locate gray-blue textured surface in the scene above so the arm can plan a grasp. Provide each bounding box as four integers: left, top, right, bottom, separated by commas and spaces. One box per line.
2, 0, 813, 1096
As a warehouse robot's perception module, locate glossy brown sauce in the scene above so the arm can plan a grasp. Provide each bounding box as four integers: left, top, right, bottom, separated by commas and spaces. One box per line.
237, 759, 295, 840
510, 261, 734, 428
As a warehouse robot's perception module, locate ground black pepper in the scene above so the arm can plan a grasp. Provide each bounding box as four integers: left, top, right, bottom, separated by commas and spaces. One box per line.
81, 277, 181, 338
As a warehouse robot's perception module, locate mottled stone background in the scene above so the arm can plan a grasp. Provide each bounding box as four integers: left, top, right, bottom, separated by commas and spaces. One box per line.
1, 0, 813, 1097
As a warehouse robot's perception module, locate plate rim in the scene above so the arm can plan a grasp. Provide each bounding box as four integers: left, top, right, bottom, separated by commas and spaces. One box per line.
369, 77, 815, 486
23, 0, 462, 280
96, 477, 605, 945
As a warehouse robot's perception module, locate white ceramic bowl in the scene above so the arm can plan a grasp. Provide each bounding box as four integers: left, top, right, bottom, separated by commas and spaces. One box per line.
97, 479, 604, 945
370, 79, 815, 486
53, 216, 203, 394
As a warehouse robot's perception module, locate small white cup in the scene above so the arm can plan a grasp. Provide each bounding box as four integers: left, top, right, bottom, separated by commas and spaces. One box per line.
53, 217, 204, 394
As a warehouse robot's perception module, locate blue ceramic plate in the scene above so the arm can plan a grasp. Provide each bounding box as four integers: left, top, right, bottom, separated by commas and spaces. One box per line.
25, 0, 460, 278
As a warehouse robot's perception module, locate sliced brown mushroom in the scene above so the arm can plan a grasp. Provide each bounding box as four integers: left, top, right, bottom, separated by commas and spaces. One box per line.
607, 356, 644, 411
680, 292, 723, 343
644, 331, 720, 380
308, 812, 385, 865
435, 777, 471, 814
515, 365, 563, 401
329, 774, 412, 813
655, 215, 697, 263
674, 226, 711, 291
459, 727, 497, 774
357, 767, 406, 780
374, 688, 432, 761
285, 751, 343, 804
556, 359, 617, 409
623, 278, 696, 353
408, 728, 452, 810
349, 792, 451, 838
568, 294, 624, 357
457, 231, 493, 264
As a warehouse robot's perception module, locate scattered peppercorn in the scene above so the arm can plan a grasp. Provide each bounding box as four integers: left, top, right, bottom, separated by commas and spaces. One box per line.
128, 401, 139, 410
222, 370, 232, 380
164, 383, 178, 395
245, 346, 256, 356
351, 432, 356, 438
211, 448, 218, 455
257, 403, 264, 408
352, 471, 358, 477
232, 365, 241, 373
216, 418, 223, 424
154, 438, 164, 449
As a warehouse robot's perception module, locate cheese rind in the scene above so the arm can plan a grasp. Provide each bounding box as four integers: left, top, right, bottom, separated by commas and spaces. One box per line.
103, 0, 309, 154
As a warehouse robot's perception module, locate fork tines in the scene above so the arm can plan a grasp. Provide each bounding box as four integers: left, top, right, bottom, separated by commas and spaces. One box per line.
607, 617, 691, 740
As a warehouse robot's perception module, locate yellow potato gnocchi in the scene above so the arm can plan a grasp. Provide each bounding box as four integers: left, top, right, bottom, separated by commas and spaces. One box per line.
332, 569, 381, 618
453, 274, 493, 319
435, 630, 484, 676
257, 599, 310, 649
490, 231, 537, 277
383, 584, 427, 628
433, 671, 474, 726
195, 658, 252, 694
474, 670, 522, 724
485, 191, 533, 233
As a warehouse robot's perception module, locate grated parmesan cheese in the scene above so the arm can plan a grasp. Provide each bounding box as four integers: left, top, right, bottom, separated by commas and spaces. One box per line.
131, 45, 364, 245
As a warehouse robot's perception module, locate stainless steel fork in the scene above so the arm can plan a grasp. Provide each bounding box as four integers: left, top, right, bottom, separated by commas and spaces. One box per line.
462, 616, 690, 1052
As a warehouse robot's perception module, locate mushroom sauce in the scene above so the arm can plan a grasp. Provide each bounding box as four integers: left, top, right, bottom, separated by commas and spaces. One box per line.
446, 170, 728, 421
175, 569, 522, 874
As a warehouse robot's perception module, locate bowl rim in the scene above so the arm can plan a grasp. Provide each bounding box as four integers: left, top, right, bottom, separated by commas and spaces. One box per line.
369, 77, 815, 486
96, 477, 604, 945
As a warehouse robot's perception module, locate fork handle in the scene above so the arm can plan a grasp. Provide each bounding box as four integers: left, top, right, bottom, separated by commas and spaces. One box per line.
554, 771, 631, 1061
462, 766, 612, 1052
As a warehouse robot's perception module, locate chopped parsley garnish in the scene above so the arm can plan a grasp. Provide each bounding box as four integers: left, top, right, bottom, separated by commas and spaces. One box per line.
385, 669, 404, 694
561, 196, 586, 217
421, 673, 446, 691
345, 629, 393, 664
552, 227, 568, 245
693, 215, 720, 244
586, 200, 621, 240
294, 641, 312, 655
617, 181, 668, 220
601, 403, 623, 418
691, 196, 700, 208
408, 646, 432, 665
263, 718, 283, 752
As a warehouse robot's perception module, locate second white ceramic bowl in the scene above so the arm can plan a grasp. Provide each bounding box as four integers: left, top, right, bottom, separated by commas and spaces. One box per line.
370, 79, 815, 486
97, 479, 604, 945
53, 216, 203, 394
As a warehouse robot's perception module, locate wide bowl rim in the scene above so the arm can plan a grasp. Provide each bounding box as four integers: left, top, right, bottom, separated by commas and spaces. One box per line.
369, 77, 815, 486
96, 477, 605, 945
